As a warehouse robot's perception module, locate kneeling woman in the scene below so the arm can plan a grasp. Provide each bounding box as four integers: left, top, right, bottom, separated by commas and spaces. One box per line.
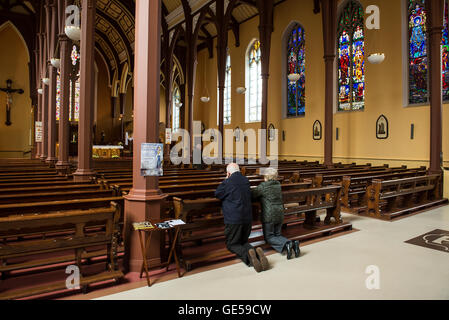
251, 168, 300, 259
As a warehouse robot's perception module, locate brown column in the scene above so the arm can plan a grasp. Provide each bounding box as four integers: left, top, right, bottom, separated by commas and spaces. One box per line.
426, 0, 444, 174
36, 32, 44, 159
216, 0, 227, 159
73, 0, 96, 181
119, 93, 126, 141
321, 0, 337, 167
257, 0, 274, 162
56, 34, 72, 173
123, 0, 166, 273
46, 1, 58, 165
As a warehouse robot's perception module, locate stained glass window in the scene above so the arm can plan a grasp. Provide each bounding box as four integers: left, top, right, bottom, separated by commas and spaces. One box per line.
442, 1, 449, 100
56, 45, 80, 122
218, 52, 232, 125
287, 24, 306, 117
408, 0, 449, 103
408, 0, 428, 104
246, 40, 262, 123
172, 85, 181, 131
337, 1, 365, 111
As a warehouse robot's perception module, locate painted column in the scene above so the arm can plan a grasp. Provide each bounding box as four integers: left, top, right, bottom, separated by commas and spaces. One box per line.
56, 34, 72, 172
257, 0, 274, 162
123, 0, 165, 273
321, 0, 337, 167
426, 0, 444, 175
73, 0, 96, 182
46, 0, 58, 165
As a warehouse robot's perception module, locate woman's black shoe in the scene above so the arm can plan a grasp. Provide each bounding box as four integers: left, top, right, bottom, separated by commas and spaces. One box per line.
285, 241, 293, 260
293, 240, 300, 258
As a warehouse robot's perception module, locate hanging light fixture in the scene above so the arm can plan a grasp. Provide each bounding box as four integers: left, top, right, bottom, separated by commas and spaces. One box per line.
236, 87, 246, 95
42, 78, 50, 85
65, 3, 81, 42
288, 73, 301, 83
200, 53, 210, 103
176, 102, 183, 108
37, 88, 43, 95
50, 58, 61, 69
367, 53, 385, 64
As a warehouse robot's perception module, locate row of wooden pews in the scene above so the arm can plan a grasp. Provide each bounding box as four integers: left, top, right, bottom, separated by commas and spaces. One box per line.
0, 159, 125, 300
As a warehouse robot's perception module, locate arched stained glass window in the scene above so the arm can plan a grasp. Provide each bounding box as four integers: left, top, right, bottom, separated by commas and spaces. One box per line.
246, 40, 262, 123
56, 45, 80, 122
337, 0, 365, 111
218, 51, 232, 125
172, 85, 181, 131
407, 0, 449, 104
442, 1, 449, 100
287, 24, 306, 117
408, 0, 428, 104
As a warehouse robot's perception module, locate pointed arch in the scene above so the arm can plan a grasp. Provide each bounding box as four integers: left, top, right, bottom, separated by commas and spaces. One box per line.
337, 0, 365, 111
282, 21, 306, 118
245, 38, 262, 123
0, 21, 30, 63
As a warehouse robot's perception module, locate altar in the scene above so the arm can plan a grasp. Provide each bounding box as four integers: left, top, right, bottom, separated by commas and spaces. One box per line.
92, 145, 124, 159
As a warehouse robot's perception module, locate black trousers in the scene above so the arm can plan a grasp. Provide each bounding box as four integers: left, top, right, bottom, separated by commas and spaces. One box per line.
224, 223, 254, 266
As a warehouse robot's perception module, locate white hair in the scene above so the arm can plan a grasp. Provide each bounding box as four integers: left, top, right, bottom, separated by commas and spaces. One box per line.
263, 167, 278, 181
227, 163, 240, 175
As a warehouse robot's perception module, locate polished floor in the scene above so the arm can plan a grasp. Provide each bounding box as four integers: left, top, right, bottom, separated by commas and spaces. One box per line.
96, 207, 449, 300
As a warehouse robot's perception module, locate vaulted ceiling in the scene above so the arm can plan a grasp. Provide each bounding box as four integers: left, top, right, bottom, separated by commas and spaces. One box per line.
1, 0, 289, 92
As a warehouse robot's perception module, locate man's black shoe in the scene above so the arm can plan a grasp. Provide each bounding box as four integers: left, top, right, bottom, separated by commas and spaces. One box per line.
285, 241, 293, 260
293, 240, 300, 258
248, 248, 262, 272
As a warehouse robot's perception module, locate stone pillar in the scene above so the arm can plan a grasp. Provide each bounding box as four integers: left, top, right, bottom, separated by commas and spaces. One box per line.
73, 0, 96, 182
321, 0, 337, 167
56, 34, 72, 173
426, 0, 444, 174
46, 1, 58, 166
124, 0, 166, 273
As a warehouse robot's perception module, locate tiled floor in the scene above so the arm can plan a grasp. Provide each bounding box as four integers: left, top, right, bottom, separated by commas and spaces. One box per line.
96, 207, 449, 300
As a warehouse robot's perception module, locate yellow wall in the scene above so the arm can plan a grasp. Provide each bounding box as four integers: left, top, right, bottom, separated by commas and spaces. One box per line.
193, 0, 448, 169
0, 23, 32, 159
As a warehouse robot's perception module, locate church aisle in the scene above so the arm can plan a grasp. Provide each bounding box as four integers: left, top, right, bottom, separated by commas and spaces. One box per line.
95, 207, 449, 300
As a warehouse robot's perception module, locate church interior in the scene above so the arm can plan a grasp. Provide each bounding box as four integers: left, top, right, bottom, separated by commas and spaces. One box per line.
0, 0, 448, 301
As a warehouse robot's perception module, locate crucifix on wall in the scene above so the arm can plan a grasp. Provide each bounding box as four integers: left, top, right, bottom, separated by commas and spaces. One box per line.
0, 79, 24, 126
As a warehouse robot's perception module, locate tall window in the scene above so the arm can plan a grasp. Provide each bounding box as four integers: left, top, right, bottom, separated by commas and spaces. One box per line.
56, 45, 80, 122
337, 1, 365, 111
172, 85, 181, 131
246, 40, 262, 123
408, 0, 428, 104
218, 52, 232, 125
287, 24, 306, 117
408, 0, 449, 104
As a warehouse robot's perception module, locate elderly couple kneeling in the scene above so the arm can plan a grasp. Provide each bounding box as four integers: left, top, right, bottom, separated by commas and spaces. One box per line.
215, 163, 301, 273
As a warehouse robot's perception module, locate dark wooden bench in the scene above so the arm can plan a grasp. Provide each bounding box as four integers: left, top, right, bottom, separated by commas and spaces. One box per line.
0, 183, 102, 196
0, 203, 123, 300
172, 185, 344, 271
341, 168, 428, 212
366, 174, 445, 219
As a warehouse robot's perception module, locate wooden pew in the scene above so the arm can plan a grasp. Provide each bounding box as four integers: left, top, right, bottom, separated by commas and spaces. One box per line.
341, 168, 428, 212
0, 184, 102, 196
0, 197, 123, 217
0, 189, 115, 205
0, 203, 123, 300
366, 174, 445, 219
172, 185, 344, 271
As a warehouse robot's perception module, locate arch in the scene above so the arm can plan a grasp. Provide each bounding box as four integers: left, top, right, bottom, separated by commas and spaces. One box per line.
336, 0, 365, 112
281, 21, 306, 118
119, 62, 129, 94
245, 38, 262, 123
95, 48, 111, 87
0, 21, 30, 63
173, 55, 185, 85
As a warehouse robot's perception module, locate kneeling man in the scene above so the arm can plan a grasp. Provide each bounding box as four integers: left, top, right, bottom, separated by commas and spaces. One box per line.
215, 163, 269, 272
